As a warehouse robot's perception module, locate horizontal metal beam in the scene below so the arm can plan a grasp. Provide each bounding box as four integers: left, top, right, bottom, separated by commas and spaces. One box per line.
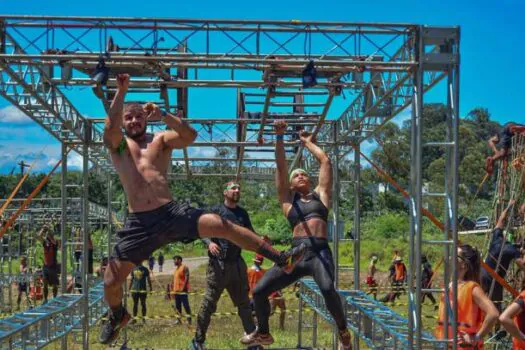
0, 54, 416, 68
0, 16, 417, 34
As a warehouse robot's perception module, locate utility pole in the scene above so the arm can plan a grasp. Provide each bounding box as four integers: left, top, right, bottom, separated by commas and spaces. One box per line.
18, 160, 30, 175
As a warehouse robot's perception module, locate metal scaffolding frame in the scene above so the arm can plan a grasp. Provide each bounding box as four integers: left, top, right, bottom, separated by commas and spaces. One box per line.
0, 16, 460, 349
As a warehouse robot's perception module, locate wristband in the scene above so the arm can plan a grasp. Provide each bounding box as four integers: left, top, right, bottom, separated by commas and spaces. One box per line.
276, 134, 284, 141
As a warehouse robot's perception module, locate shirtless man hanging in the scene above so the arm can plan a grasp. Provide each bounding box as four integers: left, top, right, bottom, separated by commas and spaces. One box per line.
99, 74, 305, 344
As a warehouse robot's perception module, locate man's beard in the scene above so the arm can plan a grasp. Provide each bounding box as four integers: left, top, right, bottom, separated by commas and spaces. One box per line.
125, 125, 146, 140
228, 194, 240, 203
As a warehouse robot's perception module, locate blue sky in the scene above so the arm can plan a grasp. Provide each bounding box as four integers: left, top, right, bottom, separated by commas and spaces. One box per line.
0, 0, 523, 174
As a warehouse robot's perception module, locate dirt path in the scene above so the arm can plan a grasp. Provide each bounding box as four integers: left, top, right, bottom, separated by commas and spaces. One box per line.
149, 256, 209, 277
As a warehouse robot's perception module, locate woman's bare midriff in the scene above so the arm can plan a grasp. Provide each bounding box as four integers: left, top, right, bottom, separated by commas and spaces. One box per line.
292, 218, 328, 239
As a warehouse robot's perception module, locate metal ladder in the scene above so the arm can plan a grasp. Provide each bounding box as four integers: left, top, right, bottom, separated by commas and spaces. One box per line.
406, 27, 460, 349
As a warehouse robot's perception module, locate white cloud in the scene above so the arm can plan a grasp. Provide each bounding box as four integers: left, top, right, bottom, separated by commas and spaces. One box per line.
187, 148, 217, 158
392, 108, 411, 127
0, 106, 32, 124
47, 158, 59, 166
68, 153, 83, 170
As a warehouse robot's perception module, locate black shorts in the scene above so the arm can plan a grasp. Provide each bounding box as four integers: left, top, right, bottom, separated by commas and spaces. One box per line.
43, 265, 59, 285
18, 283, 28, 292
112, 201, 204, 265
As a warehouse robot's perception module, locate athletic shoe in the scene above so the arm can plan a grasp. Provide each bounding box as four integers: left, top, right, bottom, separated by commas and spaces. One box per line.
279, 243, 306, 274
339, 329, 352, 350
190, 338, 206, 350
240, 331, 274, 346
98, 307, 131, 344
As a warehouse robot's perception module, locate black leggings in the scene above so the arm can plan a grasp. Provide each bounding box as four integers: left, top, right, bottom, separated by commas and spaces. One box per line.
252, 237, 346, 334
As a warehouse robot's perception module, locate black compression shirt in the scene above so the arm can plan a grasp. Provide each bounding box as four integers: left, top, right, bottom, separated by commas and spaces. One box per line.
286, 191, 329, 228
203, 204, 254, 262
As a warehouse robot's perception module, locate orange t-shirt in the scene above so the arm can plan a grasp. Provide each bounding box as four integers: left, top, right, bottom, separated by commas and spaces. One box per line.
173, 264, 190, 292
247, 266, 266, 297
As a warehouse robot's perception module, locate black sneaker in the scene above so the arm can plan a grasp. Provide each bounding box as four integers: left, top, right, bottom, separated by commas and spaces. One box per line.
278, 243, 307, 274
190, 338, 206, 350
494, 329, 507, 341
99, 308, 131, 344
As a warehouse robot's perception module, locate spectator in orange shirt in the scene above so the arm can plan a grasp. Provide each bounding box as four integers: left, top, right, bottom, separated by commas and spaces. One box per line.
173, 255, 191, 324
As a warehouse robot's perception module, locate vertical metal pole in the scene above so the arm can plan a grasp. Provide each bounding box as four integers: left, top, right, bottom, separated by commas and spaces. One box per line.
332, 125, 340, 350
107, 176, 112, 261
445, 28, 460, 350
122, 200, 128, 345
312, 311, 318, 347
297, 283, 303, 347
414, 26, 424, 349
408, 25, 424, 349
0, 232, 3, 312
7, 234, 12, 312
353, 143, 361, 350
60, 142, 68, 350
17, 221, 22, 257
82, 143, 89, 349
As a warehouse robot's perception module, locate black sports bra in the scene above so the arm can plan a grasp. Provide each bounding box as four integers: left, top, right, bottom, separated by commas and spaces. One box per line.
286, 192, 329, 228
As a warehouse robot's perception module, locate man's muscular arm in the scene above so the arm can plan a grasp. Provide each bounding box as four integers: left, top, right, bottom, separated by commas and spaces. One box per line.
144, 104, 197, 149
103, 74, 128, 150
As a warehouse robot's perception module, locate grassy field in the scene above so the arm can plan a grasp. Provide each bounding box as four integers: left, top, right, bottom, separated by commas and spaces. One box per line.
41, 275, 444, 350
44, 263, 334, 350
18, 232, 496, 349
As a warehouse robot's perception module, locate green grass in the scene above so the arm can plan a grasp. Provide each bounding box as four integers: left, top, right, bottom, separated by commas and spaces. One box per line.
43, 263, 334, 349
34, 232, 492, 349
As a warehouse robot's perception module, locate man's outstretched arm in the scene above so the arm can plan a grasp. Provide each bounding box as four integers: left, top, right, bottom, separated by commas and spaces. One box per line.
103, 74, 128, 150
